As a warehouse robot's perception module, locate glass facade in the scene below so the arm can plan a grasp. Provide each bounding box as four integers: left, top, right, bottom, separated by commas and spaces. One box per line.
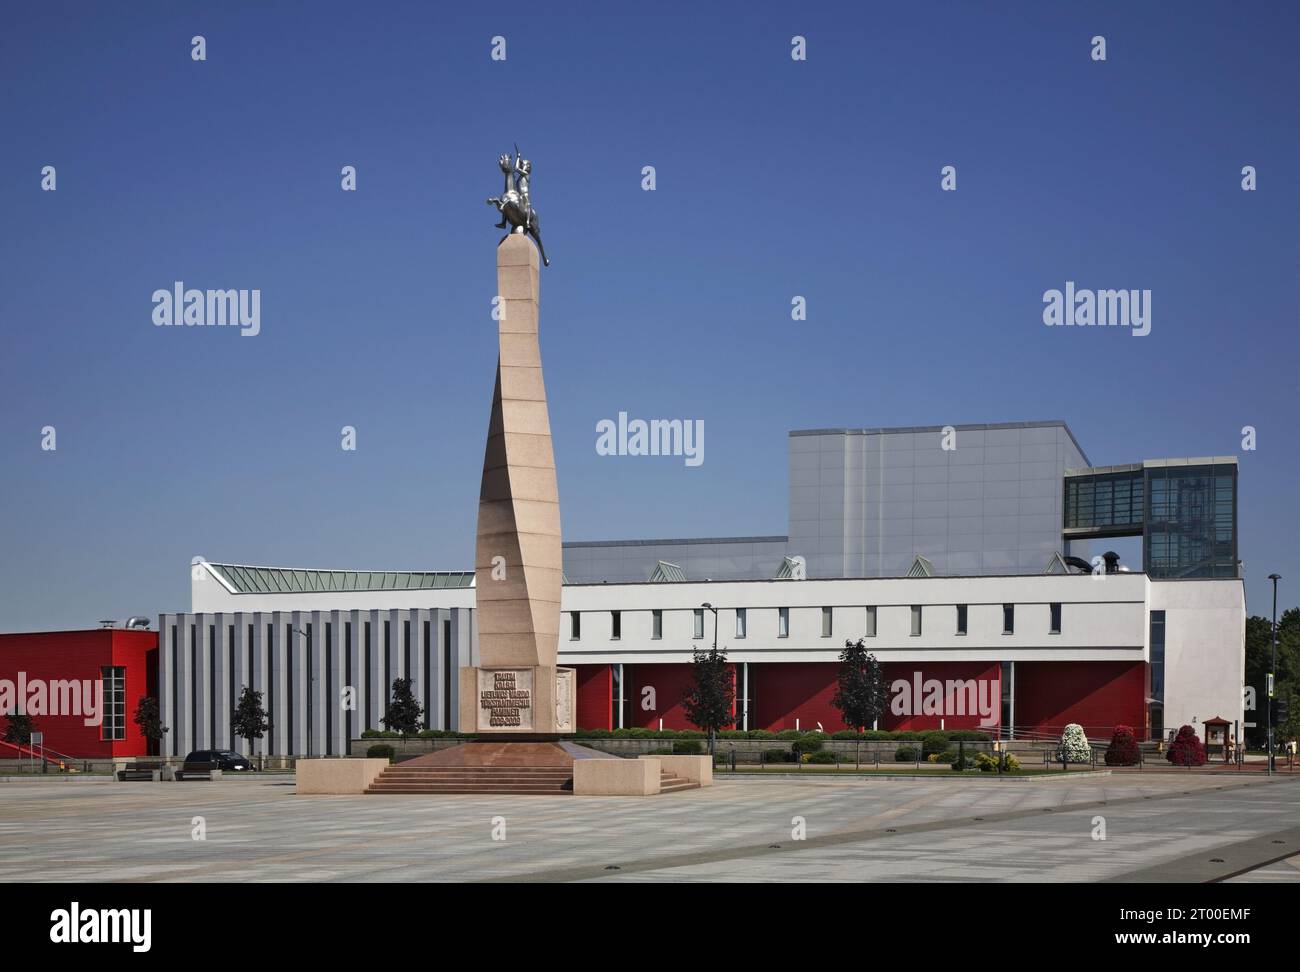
1143, 463, 1237, 578
1065, 461, 1237, 578
1064, 468, 1143, 534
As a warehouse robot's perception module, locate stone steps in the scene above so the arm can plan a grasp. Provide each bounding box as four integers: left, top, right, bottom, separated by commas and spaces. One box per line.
658, 772, 699, 794
364, 763, 701, 795
366, 765, 573, 794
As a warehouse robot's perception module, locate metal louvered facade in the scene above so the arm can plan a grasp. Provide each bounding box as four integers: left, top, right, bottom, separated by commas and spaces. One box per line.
157, 607, 475, 758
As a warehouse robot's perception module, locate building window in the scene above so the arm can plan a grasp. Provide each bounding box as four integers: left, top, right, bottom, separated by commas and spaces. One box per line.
1049, 602, 1062, 634
693, 609, 704, 640
1001, 661, 1013, 739
910, 605, 922, 637
100, 666, 125, 741
778, 607, 789, 638
735, 608, 747, 639
1002, 604, 1015, 634
651, 610, 662, 640
611, 610, 621, 640
570, 612, 581, 640
1149, 610, 1166, 743
821, 607, 832, 638
865, 605, 876, 637
956, 604, 967, 635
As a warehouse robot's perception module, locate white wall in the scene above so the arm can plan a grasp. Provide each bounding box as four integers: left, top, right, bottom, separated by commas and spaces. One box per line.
1149, 579, 1246, 740
555, 574, 1149, 665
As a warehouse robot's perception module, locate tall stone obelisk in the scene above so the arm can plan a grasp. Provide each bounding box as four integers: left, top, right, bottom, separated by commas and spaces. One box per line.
460, 234, 574, 735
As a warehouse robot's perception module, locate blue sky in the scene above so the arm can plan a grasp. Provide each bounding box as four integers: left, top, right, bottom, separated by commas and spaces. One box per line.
1, 1, 1296, 630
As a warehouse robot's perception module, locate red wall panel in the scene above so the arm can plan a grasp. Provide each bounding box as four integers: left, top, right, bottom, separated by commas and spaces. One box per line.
0, 629, 156, 758
749, 661, 1002, 733
880, 661, 1002, 732
1013, 660, 1145, 739
574, 663, 612, 731
628, 663, 735, 730
751, 662, 848, 732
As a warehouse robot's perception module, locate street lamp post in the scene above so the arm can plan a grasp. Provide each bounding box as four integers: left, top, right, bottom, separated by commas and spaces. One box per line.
701, 602, 719, 652
1268, 574, 1281, 776
700, 602, 721, 756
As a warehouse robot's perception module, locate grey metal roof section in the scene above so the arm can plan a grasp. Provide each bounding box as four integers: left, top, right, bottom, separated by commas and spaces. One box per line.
791, 420, 1091, 467
647, 561, 687, 582
906, 555, 935, 577
775, 556, 803, 579
564, 535, 787, 549
209, 564, 475, 594
1042, 552, 1072, 574
1066, 457, 1238, 477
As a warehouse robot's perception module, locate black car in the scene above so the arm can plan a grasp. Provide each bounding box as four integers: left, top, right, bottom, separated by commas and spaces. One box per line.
181, 750, 253, 773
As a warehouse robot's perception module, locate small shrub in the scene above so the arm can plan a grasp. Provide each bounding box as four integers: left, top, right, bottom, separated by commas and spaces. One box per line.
921, 731, 950, 756
807, 750, 837, 764
1104, 725, 1141, 766
672, 740, 703, 755
747, 729, 775, 739
895, 746, 917, 762
645, 747, 674, 756
579, 728, 612, 738
763, 747, 795, 763
718, 729, 747, 739
1166, 724, 1207, 766
366, 744, 395, 761
950, 753, 975, 771
776, 729, 801, 741
793, 732, 824, 754
1059, 724, 1091, 763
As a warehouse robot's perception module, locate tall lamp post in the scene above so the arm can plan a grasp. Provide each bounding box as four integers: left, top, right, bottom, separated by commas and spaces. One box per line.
700, 602, 719, 652
1268, 574, 1281, 775
291, 626, 314, 759
700, 603, 721, 755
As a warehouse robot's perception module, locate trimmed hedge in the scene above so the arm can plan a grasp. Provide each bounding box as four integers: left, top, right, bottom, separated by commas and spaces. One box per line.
365, 744, 395, 760
357, 727, 994, 742
792, 733, 825, 754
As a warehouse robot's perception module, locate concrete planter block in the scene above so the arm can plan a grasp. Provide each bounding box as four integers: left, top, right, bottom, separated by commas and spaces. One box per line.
296, 758, 390, 795
573, 757, 660, 796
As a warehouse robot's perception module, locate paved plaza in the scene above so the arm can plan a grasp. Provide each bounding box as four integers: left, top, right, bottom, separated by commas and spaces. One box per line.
1, 773, 1297, 882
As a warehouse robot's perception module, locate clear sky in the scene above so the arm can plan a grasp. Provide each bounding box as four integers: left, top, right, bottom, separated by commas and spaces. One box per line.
1, 1, 1296, 631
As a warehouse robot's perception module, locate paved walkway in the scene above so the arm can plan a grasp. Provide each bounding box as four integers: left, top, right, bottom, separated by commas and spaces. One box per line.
0, 773, 1296, 882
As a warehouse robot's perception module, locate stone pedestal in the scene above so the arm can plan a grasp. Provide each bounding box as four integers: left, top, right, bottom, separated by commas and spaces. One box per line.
460, 234, 570, 737
473, 234, 562, 670
458, 664, 576, 735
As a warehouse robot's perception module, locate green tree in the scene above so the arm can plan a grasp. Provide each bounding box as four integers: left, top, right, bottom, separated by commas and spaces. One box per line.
2, 711, 36, 746
831, 638, 887, 731
1244, 608, 1299, 749
382, 677, 424, 747
682, 646, 736, 755
231, 686, 269, 759
132, 697, 168, 756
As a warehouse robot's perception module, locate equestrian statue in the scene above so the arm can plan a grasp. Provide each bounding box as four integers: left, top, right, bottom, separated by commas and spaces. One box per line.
486, 145, 550, 267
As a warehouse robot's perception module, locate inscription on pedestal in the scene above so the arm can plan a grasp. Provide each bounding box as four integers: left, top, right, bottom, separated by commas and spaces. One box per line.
477, 668, 533, 731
